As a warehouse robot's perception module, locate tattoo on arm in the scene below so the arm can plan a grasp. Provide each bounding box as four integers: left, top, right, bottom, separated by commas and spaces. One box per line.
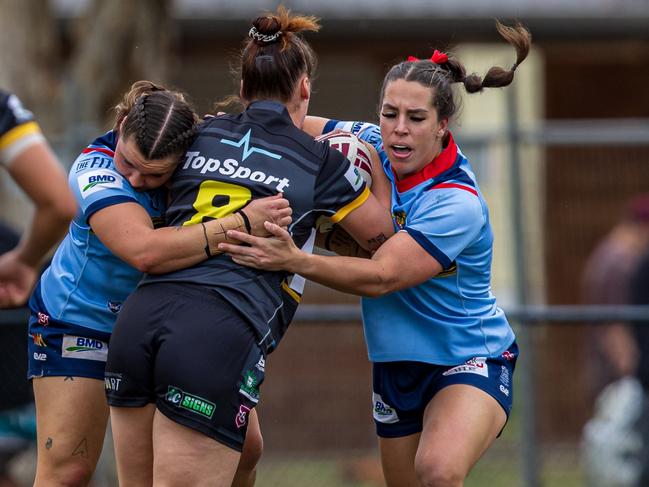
367, 233, 388, 249
46, 437, 53, 449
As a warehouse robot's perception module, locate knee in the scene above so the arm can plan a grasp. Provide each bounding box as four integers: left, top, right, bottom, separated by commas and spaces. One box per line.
38, 460, 94, 487
414, 453, 465, 487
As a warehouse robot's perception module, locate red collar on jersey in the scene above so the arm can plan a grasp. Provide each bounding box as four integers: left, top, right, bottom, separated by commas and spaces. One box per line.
393, 131, 458, 193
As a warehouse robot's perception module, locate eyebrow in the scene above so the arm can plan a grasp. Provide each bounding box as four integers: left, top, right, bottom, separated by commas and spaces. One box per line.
381, 103, 429, 115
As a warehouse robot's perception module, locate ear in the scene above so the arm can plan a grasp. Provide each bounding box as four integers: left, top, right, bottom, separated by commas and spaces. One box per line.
300, 76, 311, 101
437, 118, 449, 137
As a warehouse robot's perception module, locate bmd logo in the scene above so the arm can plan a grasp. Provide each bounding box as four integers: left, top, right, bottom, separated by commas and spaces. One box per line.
66, 337, 104, 352
77, 170, 122, 199
61, 335, 108, 362
83, 174, 117, 191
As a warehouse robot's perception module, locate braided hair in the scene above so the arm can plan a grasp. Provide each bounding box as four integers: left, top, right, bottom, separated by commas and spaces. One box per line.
113, 80, 199, 160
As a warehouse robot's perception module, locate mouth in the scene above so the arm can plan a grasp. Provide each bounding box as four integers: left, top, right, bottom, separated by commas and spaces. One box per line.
390, 144, 413, 160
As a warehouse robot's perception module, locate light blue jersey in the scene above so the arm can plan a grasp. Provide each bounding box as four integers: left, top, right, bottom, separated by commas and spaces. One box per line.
33, 131, 166, 334
323, 120, 514, 365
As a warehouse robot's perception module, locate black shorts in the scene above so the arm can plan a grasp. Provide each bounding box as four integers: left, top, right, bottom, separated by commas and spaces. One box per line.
105, 283, 265, 451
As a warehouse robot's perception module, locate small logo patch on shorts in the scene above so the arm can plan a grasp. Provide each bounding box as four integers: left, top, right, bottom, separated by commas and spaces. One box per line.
61, 335, 108, 362
104, 372, 123, 392
165, 386, 215, 419
372, 393, 399, 424
235, 405, 251, 429
442, 357, 489, 378
239, 370, 260, 403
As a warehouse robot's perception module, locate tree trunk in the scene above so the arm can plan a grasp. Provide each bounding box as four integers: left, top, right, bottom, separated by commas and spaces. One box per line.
68, 0, 172, 135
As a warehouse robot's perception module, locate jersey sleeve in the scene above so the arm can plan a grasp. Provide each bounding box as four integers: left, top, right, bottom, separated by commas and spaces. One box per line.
313, 143, 370, 224
69, 152, 138, 222
0, 91, 46, 168
404, 189, 484, 269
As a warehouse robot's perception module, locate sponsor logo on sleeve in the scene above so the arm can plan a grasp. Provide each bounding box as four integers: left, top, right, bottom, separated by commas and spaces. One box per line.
372, 393, 399, 424
77, 170, 122, 198
33, 352, 47, 361
442, 357, 489, 378
61, 335, 108, 362
343, 163, 364, 191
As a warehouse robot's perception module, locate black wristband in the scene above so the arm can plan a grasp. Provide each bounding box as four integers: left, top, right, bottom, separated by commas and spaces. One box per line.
201, 222, 212, 258
237, 210, 252, 234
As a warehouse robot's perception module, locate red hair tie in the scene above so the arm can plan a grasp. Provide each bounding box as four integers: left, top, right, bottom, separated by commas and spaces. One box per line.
431, 50, 448, 64
406, 50, 448, 65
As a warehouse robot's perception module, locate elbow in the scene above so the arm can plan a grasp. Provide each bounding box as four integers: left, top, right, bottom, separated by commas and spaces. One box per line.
363, 274, 399, 298
127, 252, 160, 274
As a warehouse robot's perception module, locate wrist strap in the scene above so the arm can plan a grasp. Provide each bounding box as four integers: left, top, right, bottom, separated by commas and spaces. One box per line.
201, 223, 212, 258
236, 209, 252, 234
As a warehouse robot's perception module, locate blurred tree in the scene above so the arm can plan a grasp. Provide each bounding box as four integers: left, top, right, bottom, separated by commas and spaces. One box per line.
68, 0, 173, 133
0, 0, 60, 125
0, 0, 173, 229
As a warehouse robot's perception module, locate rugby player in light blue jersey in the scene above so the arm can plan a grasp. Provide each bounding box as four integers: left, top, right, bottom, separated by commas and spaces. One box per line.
222, 21, 532, 487
28, 81, 290, 487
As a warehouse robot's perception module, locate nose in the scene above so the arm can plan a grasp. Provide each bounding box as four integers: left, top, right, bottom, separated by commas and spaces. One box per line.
394, 115, 408, 135
128, 172, 144, 189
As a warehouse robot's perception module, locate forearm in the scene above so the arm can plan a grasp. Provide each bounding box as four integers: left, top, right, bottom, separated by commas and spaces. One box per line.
294, 252, 391, 297
315, 225, 370, 258
131, 213, 247, 274
15, 205, 71, 268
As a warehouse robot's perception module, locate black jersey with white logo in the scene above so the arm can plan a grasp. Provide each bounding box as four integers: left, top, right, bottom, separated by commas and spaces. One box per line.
143, 101, 369, 352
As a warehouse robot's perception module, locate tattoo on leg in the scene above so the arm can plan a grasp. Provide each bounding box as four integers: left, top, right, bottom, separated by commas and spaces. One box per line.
72, 438, 89, 458
46, 437, 53, 449
64, 376, 74, 381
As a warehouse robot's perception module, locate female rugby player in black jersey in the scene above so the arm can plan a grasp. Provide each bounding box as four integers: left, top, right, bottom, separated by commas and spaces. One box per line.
105, 7, 394, 487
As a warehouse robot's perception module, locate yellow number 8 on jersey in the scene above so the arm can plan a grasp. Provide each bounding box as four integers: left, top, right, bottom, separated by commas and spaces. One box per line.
183, 181, 252, 226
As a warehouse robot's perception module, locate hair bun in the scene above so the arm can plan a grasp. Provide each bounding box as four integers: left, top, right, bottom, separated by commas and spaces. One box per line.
249, 16, 282, 44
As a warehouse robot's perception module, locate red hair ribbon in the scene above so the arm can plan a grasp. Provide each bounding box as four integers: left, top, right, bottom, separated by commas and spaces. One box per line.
406, 50, 449, 65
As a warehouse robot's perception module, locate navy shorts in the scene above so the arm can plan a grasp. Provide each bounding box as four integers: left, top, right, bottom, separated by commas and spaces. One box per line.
372, 341, 519, 438
27, 300, 111, 380
105, 282, 264, 452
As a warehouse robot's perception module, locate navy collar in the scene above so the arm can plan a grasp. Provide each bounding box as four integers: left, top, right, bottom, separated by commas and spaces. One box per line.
247, 100, 287, 114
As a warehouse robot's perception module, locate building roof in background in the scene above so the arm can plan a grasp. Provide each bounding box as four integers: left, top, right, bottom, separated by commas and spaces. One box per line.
51, 0, 649, 39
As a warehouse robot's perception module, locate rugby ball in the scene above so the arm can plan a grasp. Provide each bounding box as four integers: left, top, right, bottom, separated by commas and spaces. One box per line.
317, 131, 372, 189
315, 131, 373, 234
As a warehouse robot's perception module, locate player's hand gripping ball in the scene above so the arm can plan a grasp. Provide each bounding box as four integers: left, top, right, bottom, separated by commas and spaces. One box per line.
315, 131, 373, 233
